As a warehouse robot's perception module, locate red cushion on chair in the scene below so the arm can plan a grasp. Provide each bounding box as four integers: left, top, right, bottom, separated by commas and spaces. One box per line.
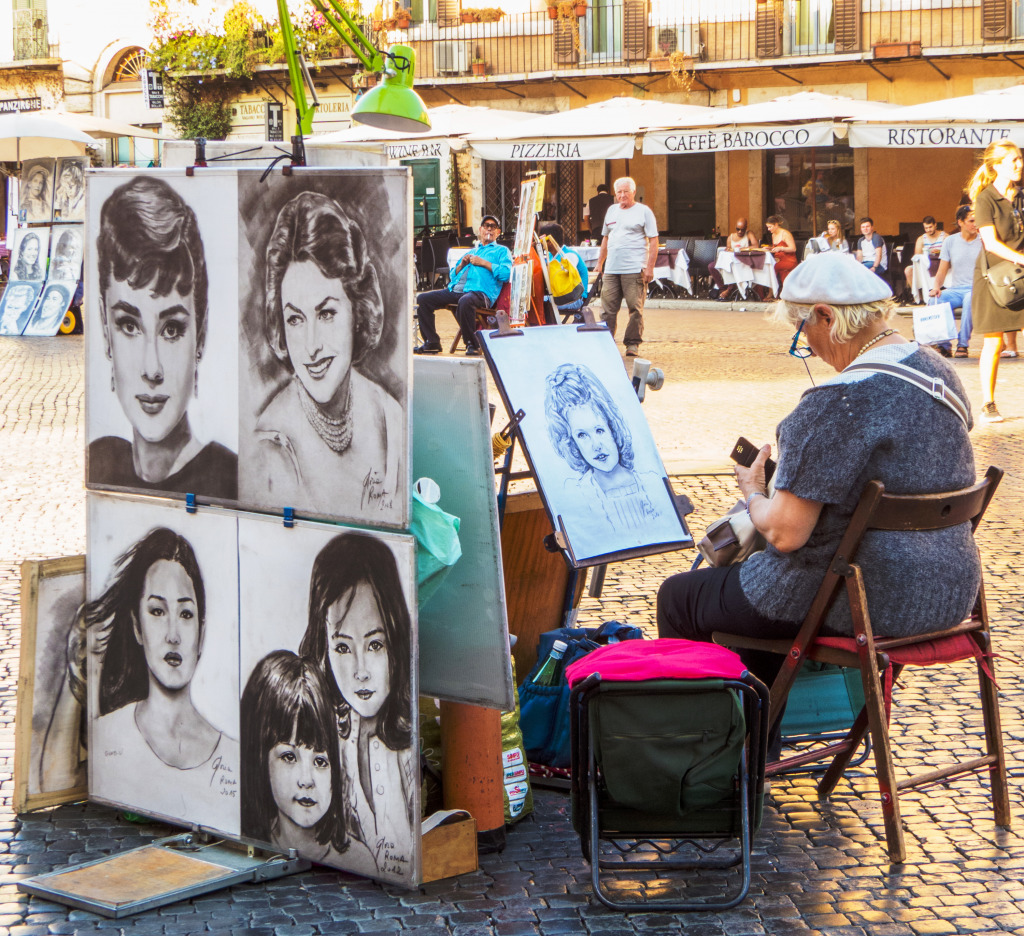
813, 633, 982, 666
566, 638, 748, 687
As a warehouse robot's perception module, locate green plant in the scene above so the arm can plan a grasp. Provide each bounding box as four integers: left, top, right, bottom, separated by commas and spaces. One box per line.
163, 77, 233, 140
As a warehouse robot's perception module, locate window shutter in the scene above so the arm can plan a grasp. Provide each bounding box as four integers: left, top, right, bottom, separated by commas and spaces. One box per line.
755, 1, 782, 58
623, 0, 648, 62
833, 0, 860, 53
981, 0, 1010, 40
437, 0, 460, 28
553, 18, 579, 65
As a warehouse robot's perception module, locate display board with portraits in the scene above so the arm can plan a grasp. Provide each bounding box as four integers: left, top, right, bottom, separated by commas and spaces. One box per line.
84, 167, 413, 531
479, 324, 693, 566
14, 556, 88, 815
87, 493, 420, 886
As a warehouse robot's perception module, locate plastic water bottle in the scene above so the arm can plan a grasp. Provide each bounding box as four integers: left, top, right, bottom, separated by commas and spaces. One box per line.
533, 640, 568, 686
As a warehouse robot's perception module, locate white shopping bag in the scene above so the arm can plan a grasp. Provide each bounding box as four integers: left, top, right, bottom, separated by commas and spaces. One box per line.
913, 301, 957, 345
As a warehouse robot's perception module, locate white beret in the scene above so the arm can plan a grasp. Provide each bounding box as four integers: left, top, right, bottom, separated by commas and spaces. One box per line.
780, 252, 892, 305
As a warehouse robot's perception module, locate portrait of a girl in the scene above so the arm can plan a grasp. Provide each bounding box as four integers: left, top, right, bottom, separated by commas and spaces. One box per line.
240, 650, 375, 872
298, 531, 416, 882
20, 163, 52, 223
89, 525, 238, 830
545, 362, 661, 531
90, 175, 237, 499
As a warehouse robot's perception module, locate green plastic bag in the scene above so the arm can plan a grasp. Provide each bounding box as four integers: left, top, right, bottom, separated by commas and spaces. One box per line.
411, 478, 462, 608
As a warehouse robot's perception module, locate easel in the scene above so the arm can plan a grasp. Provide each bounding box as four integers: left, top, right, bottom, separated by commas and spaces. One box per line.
485, 312, 690, 678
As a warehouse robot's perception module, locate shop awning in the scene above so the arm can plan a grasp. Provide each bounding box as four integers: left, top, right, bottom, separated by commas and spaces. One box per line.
643, 121, 835, 154
846, 84, 1024, 148
643, 92, 897, 154
465, 97, 717, 161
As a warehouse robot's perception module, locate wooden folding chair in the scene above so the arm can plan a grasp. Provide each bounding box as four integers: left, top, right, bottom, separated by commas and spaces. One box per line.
715, 466, 1010, 863
449, 282, 511, 353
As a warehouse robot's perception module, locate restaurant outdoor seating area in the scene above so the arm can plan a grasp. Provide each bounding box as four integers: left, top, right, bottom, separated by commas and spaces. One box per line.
415, 225, 939, 305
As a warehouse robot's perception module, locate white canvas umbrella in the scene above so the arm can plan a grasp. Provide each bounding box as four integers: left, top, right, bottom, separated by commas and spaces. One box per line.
45, 110, 164, 141
314, 103, 536, 153
845, 84, 1024, 148
689, 91, 899, 125
0, 111, 98, 161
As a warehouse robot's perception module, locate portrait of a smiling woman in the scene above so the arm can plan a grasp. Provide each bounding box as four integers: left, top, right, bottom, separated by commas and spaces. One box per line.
88, 175, 238, 500
238, 172, 410, 528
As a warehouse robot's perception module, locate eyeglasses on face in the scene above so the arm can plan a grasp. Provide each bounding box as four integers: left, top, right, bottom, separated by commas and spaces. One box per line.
789, 318, 814, 359
481, 221, 499, 229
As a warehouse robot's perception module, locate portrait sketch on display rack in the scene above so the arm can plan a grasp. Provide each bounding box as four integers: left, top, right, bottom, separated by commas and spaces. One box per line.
87, 494, 240, 834
48, 226, 84, 283
0, 281, 41, 336
22, 282, 72, 337
85, 171, 239, 502
238, 518, 418, 884
513, 178, 538, 259
479, 325, 692, 566
20, 158, 55, 224
53, 157, 86, 222
237, 168, 411, 529
13, 556, 87, 814
508, 263, 532, 328
11, 227, 49, 282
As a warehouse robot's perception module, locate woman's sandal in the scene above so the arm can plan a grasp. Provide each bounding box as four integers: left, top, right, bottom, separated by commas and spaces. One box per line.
1000, 350, 1019, 359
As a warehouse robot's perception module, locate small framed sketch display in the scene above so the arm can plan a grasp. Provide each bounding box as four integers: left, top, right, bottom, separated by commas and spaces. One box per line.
237, 515, 418, 885
20, 158, 55, 224
14, 556, 87, 814
87, 493, 241, 835
85, 166, 412, 530
479, 324, 693, 566
53, 157, 86, 222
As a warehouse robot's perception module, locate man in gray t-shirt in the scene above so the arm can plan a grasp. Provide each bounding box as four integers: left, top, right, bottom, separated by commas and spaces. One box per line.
927, 204, 981, 357
597, 176, 659, 356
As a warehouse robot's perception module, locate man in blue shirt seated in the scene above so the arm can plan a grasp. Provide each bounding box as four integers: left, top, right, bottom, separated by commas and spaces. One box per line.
415, 214, 512, 356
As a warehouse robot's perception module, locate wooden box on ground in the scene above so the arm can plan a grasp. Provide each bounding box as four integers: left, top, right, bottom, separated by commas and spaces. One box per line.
421, 814, 478, 883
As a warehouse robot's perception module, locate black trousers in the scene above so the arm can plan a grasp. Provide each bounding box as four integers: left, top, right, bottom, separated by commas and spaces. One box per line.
416, 289, 489, 349
657, 563, 800, 752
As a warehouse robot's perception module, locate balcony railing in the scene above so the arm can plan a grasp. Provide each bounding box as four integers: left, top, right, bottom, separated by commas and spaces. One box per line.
386, 1, 1024, 83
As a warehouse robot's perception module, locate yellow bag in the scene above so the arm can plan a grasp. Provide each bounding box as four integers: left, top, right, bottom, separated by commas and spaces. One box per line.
543, 239, 584, 309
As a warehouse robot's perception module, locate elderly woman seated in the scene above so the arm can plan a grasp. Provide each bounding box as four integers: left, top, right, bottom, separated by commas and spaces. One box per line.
657, 252, 979, 753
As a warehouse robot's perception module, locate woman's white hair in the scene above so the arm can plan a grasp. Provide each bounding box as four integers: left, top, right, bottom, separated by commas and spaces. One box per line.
771, 298, 895, 344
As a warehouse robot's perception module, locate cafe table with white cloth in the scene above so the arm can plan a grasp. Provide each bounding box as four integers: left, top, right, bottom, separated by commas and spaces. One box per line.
715, 247, 779, 298
650, 245, 693, 295
909, 253, 939, 304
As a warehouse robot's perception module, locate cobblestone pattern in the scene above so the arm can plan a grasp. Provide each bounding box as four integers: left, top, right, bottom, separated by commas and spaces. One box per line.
1, 317, 1024, 935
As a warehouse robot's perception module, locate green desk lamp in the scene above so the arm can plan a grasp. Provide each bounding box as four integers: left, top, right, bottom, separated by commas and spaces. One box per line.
279, 0, 431, 138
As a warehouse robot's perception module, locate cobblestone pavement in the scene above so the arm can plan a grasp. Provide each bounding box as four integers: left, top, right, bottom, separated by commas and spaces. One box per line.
2, 306, 1024, 935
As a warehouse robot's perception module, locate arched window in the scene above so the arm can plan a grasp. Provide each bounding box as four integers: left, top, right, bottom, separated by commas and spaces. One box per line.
111, 47, 146, 83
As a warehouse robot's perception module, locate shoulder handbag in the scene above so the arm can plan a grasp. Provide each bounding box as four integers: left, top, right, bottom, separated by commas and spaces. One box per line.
979, 246, 1024, 312
696, 359, 969, 569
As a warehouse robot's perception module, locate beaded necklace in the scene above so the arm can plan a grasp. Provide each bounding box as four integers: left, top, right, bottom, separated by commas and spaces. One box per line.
297, 377, 353, 454
855, 328, 898, 359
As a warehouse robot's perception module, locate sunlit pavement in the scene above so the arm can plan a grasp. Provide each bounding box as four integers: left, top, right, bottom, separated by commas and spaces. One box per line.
2, 308, 1024, 934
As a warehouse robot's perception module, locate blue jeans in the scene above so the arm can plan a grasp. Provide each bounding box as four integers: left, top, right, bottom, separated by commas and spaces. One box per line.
928, 286, 972, 351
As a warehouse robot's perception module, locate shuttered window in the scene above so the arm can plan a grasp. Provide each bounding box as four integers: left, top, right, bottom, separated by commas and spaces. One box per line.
437, 0, 460, 28
553, 18, 579, 65
755, 2, 782, 58
981, 0, 1010, 40
623, 0, 648, 62
833, 0, 860, 53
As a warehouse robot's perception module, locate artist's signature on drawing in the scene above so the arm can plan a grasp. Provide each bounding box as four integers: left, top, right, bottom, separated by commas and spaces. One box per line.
210, 755, 237, 797
361, 468, 393, 511
376, 837, 410, 878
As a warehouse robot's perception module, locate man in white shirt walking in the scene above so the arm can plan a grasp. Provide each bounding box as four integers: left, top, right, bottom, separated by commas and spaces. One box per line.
597, 177, 659, 356
927, 204, 981, 358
